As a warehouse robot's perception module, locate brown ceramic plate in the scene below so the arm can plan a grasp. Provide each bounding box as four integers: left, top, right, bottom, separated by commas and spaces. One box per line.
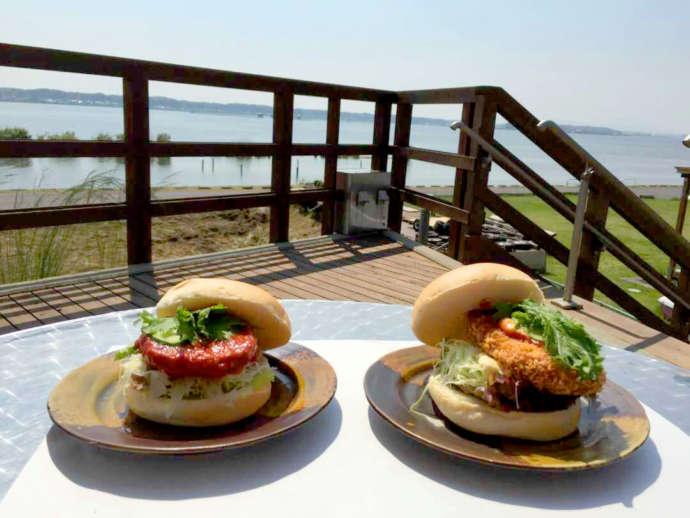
48, 342, 336, 454
364, 345, 650, 471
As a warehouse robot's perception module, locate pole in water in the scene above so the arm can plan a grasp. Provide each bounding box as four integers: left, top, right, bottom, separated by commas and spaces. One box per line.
201, 159, 204, 173
296, 160, 299, 184
240, 163, 243, 179
212, 158, 215, 173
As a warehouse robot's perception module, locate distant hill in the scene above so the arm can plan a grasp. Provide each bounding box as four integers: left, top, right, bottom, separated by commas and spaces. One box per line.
0, 87, 452, 126
0, 87, 653, 136
495, 122, 651, 137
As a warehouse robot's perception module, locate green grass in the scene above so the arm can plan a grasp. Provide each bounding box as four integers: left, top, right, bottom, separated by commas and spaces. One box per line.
440, 193, 687, 320
0, 171, 125, 284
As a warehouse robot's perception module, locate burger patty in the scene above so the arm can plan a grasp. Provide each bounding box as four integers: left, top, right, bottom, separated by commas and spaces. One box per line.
467, 312, 605, 396
491, 379, 577, 412
135, 327, 258, 379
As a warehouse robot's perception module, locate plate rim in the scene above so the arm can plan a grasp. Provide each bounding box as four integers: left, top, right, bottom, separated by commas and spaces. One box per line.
364, 345, 650, 472
48, 343, 337, 455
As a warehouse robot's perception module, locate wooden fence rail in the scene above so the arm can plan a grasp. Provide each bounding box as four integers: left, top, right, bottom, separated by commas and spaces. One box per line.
0, 42, 394, 265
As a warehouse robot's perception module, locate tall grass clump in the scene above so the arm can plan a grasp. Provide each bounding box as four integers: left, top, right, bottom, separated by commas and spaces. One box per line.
0, 170, 125, 284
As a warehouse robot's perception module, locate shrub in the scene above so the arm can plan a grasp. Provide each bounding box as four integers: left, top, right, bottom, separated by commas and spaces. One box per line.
0, 127, 31, 140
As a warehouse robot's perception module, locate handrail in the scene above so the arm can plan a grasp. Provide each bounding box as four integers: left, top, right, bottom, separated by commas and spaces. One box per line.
495, 89, 690, 273
0, 43, 394, 102
475, 185, 678, 336
450, 118, 690, 312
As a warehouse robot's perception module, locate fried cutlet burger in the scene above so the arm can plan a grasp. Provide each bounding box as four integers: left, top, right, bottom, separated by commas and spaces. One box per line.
411, 263, 605, 441
115, 278, 291, 427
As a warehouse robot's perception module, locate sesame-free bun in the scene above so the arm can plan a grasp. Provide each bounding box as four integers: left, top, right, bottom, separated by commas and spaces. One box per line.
411, 263, 543, 346
156, 278, 291, 350
427, 375, 580, 441
125, 373, 272, 427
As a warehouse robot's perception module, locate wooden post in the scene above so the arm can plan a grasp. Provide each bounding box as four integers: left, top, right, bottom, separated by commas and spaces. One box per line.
123, 73, 152, 265
668, 169, 690, 278
448, 102, 474, 259
452, 96, 497, 263
321, 98, 340, 235
388, 103, 412, 232
672, 267, 690, 339
270, 89, 293, 243
573, 186, 609, 299
372, 101, 392, 171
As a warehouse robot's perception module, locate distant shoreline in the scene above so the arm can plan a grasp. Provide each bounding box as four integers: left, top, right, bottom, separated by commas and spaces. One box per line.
0, 88, 666, 136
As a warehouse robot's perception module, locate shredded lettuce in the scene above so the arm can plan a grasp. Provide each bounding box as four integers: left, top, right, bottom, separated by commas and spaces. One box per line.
119, 353, 275, 418
114, 345, 137, 360
410, 339, 501, 414
135, 304, 247, 346
493, 299, 603, 380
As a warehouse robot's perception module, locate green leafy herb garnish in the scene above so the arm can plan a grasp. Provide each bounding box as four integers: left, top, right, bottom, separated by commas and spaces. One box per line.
114, 345, 138, 360
135, 304, 247, 346
492, 299, 603, 380
195, 304, 246, 340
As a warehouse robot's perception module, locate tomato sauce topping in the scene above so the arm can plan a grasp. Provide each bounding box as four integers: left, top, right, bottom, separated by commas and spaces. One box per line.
498, 317, 544, 346
135, 327, 258, 379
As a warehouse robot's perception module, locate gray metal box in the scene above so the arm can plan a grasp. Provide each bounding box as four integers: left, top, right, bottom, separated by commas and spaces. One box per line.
335, 170, 391, 234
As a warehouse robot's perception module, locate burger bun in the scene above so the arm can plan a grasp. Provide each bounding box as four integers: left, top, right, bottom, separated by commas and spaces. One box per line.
125, 380, 272, 427
427, 375, 580, 441
412, 263, 543, 346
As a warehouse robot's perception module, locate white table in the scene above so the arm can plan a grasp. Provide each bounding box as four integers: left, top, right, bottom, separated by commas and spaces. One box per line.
1, 301, 689, 516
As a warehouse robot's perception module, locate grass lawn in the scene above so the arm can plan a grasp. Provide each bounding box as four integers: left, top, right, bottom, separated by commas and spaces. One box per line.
441, 193, 687, 320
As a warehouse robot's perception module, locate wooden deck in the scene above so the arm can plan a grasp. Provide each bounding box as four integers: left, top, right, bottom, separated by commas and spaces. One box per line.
1, 232, 688, 370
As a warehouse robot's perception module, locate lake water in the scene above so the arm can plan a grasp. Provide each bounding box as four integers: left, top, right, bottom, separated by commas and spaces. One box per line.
1, 101, 688, 190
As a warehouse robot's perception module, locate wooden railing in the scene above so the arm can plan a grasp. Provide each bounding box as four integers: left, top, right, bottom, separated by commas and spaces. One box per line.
385, 85, 690, 340
2, 43, 690, 340
0, 43, 395, 264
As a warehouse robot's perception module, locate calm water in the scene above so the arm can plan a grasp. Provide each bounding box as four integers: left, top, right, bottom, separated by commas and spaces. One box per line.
1, 101, 688, 190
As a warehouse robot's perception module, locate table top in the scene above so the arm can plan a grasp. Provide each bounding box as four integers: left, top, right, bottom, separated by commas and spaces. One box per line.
1, 300, 689, 513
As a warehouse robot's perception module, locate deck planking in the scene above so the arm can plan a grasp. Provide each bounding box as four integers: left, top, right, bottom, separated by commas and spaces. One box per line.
0, 233, 688, 370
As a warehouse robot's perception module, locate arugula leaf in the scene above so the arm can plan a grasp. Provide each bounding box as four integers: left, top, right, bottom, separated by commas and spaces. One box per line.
135, 304, 247, 346
492, 299, 603, 380
114, 345, 138, 360
491, 302, 515, 321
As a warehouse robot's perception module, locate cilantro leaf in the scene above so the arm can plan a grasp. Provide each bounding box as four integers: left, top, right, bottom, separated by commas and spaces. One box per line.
137, 310, 184, 345
196, 304, 246, 340
135, 304, 247, 346
176, 307, 197, 343
492, 299, 603, 380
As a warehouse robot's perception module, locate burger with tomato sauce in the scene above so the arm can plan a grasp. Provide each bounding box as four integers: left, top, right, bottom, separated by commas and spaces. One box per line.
115, 278, 291, 427
410, 263, 605, 441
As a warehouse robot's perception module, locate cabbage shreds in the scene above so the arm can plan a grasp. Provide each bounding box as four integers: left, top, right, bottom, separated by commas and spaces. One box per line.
410, 339, 501, 414
492, 299, 603, 381
119, 353, 275, 418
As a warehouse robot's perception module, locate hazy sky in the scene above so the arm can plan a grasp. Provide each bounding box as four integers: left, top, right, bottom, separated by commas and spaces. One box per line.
1, 0, 689, 134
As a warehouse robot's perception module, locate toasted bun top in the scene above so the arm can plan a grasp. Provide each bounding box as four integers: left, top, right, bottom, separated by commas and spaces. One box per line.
156, 278, 291, 350
411, 263, 543, 346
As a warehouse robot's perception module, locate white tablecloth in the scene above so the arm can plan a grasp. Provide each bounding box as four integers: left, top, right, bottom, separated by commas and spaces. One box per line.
1, 340, 686, 517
